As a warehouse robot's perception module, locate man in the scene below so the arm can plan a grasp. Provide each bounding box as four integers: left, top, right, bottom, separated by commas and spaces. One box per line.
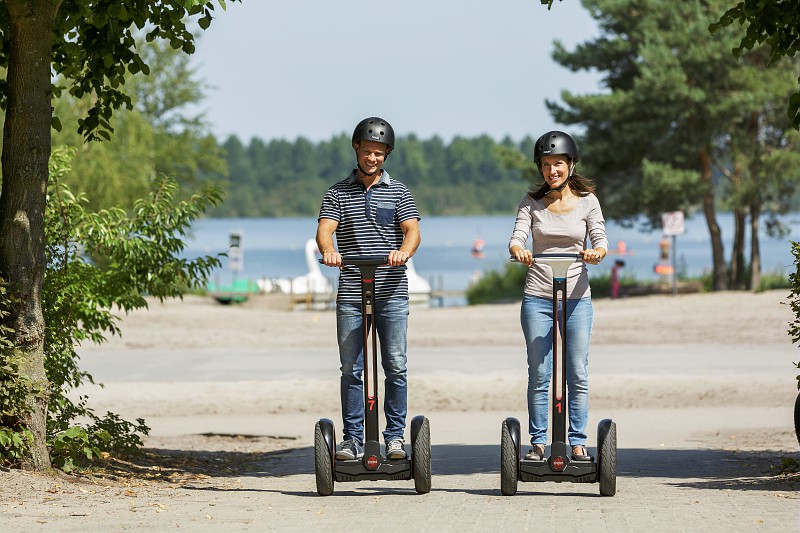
316, 116, 421, 461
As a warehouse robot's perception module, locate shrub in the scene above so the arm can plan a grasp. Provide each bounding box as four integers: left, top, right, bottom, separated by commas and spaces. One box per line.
0, 147, 223, 469
466, 262, 527, 305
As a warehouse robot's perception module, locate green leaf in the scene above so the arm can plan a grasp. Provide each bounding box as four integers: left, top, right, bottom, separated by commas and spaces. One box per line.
789, 91, 800, 130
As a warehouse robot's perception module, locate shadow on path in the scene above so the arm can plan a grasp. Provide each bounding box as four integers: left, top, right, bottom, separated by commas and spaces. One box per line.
126, 441, 798, 494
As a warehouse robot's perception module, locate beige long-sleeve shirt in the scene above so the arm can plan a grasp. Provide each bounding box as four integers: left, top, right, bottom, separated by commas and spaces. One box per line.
508, 193, 608, 299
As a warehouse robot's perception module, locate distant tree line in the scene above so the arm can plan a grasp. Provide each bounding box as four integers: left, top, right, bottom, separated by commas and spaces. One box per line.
206, 134, 536, 218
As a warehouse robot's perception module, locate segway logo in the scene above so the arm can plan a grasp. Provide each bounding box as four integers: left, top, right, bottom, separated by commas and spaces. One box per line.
551, 456, 566, 471
365, 455, 379, 470
368, 398, 376, 410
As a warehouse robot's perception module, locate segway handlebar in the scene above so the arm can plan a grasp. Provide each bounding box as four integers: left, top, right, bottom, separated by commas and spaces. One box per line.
511, 253, 585, 279
319, 255, 401, 267
510, 253, 584, 263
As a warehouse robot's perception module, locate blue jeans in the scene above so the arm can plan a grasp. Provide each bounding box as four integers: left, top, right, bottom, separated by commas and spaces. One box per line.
521, 294, 593, 447
336, 298, 409, 444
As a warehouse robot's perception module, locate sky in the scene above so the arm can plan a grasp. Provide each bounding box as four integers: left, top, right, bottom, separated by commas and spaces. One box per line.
189, 0, 604, 144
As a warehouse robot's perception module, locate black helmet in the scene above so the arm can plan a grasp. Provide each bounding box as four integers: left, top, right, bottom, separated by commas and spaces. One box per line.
352, 117, 395, 153
533, 130, 579, 164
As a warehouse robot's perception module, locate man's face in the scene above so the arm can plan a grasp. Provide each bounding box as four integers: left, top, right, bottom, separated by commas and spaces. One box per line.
355, 140, 389, 176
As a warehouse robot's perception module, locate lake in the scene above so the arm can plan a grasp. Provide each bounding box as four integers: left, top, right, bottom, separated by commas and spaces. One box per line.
185, 213, 799, 306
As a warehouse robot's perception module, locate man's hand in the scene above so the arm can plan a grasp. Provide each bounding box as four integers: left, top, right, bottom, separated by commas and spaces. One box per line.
387, 250, 410, 266
321, 250, 342, 267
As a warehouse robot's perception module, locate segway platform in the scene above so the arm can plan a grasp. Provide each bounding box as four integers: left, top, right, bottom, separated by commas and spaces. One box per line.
500, 254, 617, 496
315, 256, 431, 495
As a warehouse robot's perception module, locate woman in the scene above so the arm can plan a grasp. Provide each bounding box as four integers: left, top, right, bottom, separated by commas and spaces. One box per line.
508, 130, 608, 462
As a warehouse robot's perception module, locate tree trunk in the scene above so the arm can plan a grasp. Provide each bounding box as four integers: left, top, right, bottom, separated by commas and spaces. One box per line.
0, 0, 63, 471
749, 202, 761, 291
730, 207, 746, 290
699, 146, 727, 290
747, 111, 762, 292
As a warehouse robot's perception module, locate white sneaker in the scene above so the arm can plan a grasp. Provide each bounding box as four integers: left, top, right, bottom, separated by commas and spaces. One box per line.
335, 439, 363, 460
386, 438, 406, 460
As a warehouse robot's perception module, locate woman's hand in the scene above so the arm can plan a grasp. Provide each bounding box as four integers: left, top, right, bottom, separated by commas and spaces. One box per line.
511, 246, 533, 266
580, 247, 606, 265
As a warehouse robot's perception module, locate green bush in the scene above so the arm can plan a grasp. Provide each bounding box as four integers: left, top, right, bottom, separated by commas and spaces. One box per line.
465, 263, 640, 304
466, 262, 528, 305
789, 241, 800, 391
757, 270, 792, 292
0, 147, 223, 469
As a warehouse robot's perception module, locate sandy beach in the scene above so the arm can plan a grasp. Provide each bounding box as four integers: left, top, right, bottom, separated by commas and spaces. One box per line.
75, 288, 799, 416
2, 289, 798, 530
82, 288, 798, 350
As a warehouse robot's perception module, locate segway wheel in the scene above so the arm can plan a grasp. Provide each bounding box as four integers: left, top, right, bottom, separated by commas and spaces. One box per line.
411, 415, 432, 494
794, 391, 800, 447
314, 420, 334, 496
597, 418, 617, 497
500, 419, 519, 496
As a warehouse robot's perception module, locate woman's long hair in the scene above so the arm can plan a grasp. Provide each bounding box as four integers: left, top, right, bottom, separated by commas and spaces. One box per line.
528, 169, 596, 200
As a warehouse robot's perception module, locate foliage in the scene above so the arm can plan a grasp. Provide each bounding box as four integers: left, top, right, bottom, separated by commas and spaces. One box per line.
547, 0, 800, 291
789, 241, 800, 391
130, 38, 228, 191
0, 0, 236, 471
583, 271, 640, 299
550, 0, 793, 223
754, 270, 791, 292
209, 133, 534, 217
0, 283, 34, 462
51, 38, 227, 211
771, 456, 799, 475
710, 0, 800, 128
0, 0, 241, 141
789, 241, 800, 343
0, 148, 223, 468
466, 262, 528, 305
464, 263, 639, 304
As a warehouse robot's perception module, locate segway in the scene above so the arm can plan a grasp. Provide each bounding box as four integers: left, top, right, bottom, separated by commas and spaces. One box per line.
315, 255, 432, 496
500, 253, 617, 496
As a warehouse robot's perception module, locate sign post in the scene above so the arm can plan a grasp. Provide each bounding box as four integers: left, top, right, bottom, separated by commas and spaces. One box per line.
229, 230, 244, 290
661, 211, 685, 296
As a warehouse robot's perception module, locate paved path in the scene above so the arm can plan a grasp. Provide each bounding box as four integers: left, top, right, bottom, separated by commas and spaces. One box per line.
5, 415, 797, 532
78, 342, 794, 380
6, 343, 799, 531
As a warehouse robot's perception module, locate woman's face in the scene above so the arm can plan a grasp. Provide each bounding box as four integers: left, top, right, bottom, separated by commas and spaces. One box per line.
539, 154, 572, 189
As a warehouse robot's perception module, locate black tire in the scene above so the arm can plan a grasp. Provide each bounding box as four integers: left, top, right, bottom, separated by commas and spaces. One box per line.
500, 419, 519, 496
314, 421, 334, 496
794, 391, 800, 447
411, 416, 432, 494
597, 419, 617, 497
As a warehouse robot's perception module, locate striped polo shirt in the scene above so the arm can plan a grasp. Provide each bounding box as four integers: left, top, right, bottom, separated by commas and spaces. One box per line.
318, 169, 420, 303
